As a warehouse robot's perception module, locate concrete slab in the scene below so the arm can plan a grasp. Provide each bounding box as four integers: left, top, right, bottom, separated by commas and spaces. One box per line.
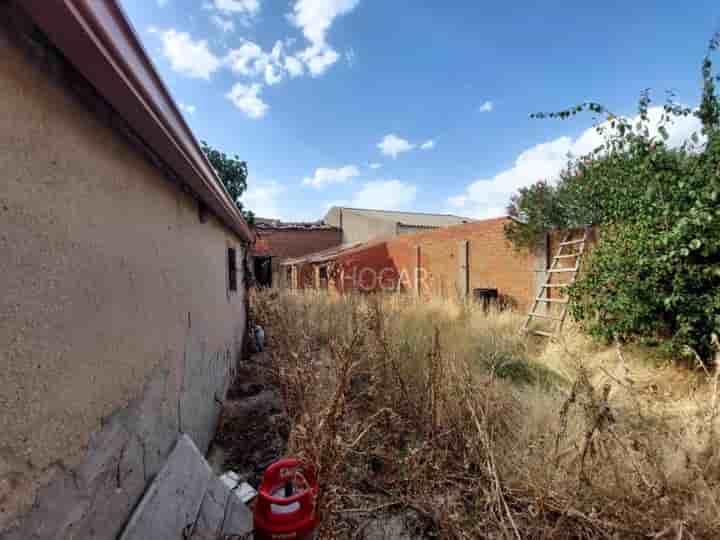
221, 486, 253, 538
190, 473, 253, 540
118, 435, 212, 540
189, 476, 229, 540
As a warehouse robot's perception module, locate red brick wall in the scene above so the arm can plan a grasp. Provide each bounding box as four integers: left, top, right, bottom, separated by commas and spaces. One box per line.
254, 228, 342, 260
253, 227, 342, 286
328, 218, 543, 309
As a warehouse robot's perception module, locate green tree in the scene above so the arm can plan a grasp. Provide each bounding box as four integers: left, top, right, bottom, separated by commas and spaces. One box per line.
201, 141, 255, 225
506, 37, 720, 359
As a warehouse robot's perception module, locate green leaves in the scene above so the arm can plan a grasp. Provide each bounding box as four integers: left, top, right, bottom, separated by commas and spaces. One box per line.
510, 49, 720, 360
201, 141, 255, 225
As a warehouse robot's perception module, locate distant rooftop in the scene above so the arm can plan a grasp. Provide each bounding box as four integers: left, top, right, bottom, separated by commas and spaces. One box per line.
254, 217, 339, 230
324, 207, 471, 228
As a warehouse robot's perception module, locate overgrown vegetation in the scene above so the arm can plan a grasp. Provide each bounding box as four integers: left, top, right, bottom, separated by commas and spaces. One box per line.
253, 289, 720, 539
201, 141, 256, 225
505, 36, 720, 359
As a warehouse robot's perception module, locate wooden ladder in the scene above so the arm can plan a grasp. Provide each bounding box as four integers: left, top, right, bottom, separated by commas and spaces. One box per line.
522, 228, 589, 338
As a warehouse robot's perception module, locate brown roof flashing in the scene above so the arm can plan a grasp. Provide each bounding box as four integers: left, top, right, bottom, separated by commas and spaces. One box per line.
21, 0, 253, 243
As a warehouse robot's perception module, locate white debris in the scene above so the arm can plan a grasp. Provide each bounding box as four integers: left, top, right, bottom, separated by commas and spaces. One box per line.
220, 471, 257, 504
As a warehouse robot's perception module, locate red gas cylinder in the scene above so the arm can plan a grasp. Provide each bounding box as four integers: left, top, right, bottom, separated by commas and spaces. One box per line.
253, 458, 319, 540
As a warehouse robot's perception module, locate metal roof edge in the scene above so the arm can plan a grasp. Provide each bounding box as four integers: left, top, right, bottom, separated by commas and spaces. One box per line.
21, 0, 254, 243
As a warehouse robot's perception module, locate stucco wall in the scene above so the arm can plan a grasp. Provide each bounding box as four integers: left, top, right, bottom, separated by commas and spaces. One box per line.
0, 12, 246, 539
342, 211, 397, 245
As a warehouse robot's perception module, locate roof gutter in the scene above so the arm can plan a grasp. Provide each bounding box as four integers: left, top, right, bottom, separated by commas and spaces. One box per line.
21, 0, 254, 243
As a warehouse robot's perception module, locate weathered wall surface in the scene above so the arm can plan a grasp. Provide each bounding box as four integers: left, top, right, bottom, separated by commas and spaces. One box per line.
299, 218, 546, 310
254, 227, 342, 286
0, 9, 246, 539
325, 208, 398, 245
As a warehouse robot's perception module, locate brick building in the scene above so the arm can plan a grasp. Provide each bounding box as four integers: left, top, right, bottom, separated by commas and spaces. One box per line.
282, 217, 551, 310
324, 206, 470, 245
252, 219, 342, 287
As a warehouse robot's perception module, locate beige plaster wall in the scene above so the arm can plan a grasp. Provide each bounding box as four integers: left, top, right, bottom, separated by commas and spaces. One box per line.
0, 18, 246, 537
324, 208, 397, 245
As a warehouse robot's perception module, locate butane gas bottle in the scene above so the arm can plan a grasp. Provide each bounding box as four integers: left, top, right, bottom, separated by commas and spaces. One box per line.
253, 458, 319, 540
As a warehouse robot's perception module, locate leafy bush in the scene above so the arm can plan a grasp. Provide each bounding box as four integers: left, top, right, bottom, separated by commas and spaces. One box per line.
201, 141, 256, 225
506, 40, 720, 359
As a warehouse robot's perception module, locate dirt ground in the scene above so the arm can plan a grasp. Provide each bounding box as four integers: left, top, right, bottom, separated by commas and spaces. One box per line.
209, 352, 290, 488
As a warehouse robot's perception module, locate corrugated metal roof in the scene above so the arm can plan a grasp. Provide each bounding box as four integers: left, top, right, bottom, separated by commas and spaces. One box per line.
280, 238, 388, 266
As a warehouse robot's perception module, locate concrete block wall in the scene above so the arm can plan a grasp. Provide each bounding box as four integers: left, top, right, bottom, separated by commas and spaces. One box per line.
0, 5, 247, 538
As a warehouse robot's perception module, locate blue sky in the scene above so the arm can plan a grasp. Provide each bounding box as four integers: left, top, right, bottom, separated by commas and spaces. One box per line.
120, 0, 718, 221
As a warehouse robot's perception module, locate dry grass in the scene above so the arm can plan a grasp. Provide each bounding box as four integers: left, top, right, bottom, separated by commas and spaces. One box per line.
252, 288, 720, 539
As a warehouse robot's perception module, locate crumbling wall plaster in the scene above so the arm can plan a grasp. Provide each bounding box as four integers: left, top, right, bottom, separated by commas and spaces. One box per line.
0, 7, 246, 538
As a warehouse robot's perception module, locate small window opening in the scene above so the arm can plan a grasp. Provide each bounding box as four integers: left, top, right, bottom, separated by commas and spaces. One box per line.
198, 200, 209, 223
254, 256, 273, 288
228, 248, 238, 292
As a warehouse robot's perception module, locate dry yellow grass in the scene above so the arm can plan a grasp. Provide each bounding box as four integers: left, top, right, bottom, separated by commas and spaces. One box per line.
252, 288, 720, 539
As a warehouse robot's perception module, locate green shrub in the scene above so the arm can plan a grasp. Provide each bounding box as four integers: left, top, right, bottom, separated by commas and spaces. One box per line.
506, 39, 720, 360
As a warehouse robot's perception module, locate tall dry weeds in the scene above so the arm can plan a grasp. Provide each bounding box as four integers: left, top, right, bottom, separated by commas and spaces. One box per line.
251, 288, 720, 539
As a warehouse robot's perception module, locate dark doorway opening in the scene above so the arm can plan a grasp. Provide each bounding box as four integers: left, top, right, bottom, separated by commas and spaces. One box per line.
254, 256, 273, 287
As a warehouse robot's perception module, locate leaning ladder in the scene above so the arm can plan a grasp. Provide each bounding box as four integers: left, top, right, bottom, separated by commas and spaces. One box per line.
522, 228, 589, 338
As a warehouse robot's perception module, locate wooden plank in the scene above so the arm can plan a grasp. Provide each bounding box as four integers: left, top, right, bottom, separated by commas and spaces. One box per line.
523, 227, 588, 337
560, 239, 585, 246
528, 313, 563, 321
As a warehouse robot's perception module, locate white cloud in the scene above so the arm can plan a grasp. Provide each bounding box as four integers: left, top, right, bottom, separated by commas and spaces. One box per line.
179, 103, 196, 115
298, 44, 340, 76
420, 140, 435, 150
302, 165, 360, 189
212, 0, 260, 16
448, 106, 703, 219
210, 15, 235, 32
479, 101, 494, 113
226, 83, 268, 119
369, 163, 382, 170
288, 0, 360, 76
351, 180, 417, 210
241, 180, 285, 218
243, 179, 319, 221
225, 40, 291, 85
378, 134, 415, 159
270, 41, 285, 62
289, 0, 359, 45
325, 200, 350, 210
264, 64, 284, 85
225, 40, 269, 77
285, 55, 305, 77
156, 29, 220, 79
